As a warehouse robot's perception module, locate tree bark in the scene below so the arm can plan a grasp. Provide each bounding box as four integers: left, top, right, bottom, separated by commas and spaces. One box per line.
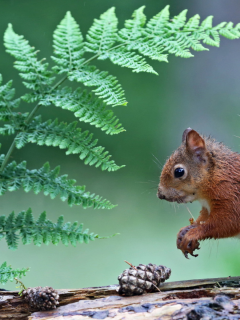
1, 276, 240, 319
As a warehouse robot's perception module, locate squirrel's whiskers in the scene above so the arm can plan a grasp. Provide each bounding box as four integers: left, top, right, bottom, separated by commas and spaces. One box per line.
184, 204, 195, 222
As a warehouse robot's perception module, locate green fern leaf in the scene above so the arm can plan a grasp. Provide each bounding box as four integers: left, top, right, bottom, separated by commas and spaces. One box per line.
4, 24, 55, 97
43, 227, 52, 245
201, 16, 214, 29
0, 160, 115, 209
118, 7, 169, 62
124, 6, 146, 32
40, 87, 125, 135
0, 75, 20, 114
85, 7, 118, 53
85, 8, 157, 74
196, 16, 219, 47
52, 11, 84, 73
145, 5, 170, 36
184, 13, 201, 30
117, 6, 240, 62
0, 209, 112, 248
218, 22, 240, 40
104, 47, 158, 74
16, 117, 124, 171
0, 124, 15, 136
69, 65, 127, 106
14, 131, 28, 147
0, 112, 28, 137
171, 9, 188, 29
0, 75, 29, 129
0, 261, 29, 285
5, 212, 18, 250
144, 7, 193, 58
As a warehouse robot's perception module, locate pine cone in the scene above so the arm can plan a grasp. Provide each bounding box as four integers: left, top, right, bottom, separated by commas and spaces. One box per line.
117, 263, 171, 296
22, 286, 59, 310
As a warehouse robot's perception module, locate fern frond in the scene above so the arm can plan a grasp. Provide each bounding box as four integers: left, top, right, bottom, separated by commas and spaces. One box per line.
0, 74, 20, 115
0, 159, 115, 209
189, 18, 240, 46
51, 10, 127, 106
118, 7, 168, 62
0, 75, 29, 134
15, 117, 124, 171
85, 8, 157, 74
40, 87, 125, 135
68, 65, 127, 106
102, 47, 158, 74
0, 112, 28, 136
0, 124, 15, 136
0, 208, 109, 249
218, 22, 240, 39
136, 6, 194, 59
52, 11, 84, 73
86, 7, 118, 53
4, 24, 55, 97
0, 111, 28, 123
0, 261, 29, 285
183, 15, 219, 47
117, 6, 240, 62
124, 5, 147, 33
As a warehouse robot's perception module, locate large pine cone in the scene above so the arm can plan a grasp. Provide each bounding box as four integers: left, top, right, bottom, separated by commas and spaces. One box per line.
117, 263, 171, 296
22, 286, 59, 310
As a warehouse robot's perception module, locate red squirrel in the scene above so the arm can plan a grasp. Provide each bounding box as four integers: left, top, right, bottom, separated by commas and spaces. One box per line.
157, 128, 240, 258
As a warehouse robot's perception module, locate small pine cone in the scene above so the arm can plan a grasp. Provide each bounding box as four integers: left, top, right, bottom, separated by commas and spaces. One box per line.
22, 286, 59, 311
117, 263, 171, 296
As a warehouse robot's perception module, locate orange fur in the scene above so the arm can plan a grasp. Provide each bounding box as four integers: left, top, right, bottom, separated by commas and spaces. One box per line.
158, 128, 240, 258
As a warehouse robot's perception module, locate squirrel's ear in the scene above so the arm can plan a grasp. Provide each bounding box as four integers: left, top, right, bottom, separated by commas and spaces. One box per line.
182, 128, 192, 143
185, 130, 207, 163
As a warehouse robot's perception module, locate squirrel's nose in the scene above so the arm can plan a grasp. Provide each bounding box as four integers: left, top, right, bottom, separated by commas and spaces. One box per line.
157, 190, 166, 200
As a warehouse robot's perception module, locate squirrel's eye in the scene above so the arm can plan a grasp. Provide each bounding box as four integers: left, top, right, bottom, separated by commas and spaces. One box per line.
174, 167, 185, 178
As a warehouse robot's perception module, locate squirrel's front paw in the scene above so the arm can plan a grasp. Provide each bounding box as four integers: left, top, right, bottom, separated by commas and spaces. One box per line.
177, 226, 200, 259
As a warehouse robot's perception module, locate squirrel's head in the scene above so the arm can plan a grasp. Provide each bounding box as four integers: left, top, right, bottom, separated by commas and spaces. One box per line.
157, 128, 210, 204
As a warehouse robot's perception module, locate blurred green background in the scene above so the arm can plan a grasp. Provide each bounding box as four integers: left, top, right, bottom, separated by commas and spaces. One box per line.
1, 0, 240, 290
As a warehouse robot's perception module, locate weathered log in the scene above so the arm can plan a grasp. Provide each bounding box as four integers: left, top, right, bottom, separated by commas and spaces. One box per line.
0, 276, 240, 319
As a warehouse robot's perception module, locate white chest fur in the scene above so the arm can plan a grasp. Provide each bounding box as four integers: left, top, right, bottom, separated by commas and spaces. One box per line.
198, 199, 210, 214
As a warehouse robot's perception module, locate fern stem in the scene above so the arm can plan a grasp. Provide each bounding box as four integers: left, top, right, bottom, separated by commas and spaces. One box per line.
0, 137, 17, 171
26, 75, 68, 125
14, 277, 27, 290
25, 103, 41, 125
82, 53, 101, 66
82, 43, 126, 66
49, 75, 69, 94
